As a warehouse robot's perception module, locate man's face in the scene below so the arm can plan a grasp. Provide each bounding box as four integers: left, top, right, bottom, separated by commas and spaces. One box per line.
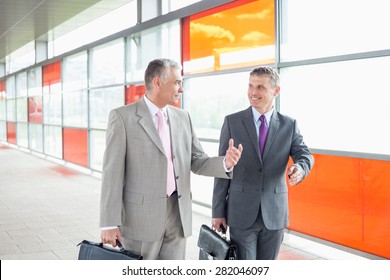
247, 74, 279, 114
158, 68, 183, 106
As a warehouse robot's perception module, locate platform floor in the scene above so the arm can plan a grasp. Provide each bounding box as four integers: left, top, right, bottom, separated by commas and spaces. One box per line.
0, 143, 371, 260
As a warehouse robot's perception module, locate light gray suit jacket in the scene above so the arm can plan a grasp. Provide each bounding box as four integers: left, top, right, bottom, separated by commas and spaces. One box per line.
212, 107, 314, 230
100, 98, 230, 241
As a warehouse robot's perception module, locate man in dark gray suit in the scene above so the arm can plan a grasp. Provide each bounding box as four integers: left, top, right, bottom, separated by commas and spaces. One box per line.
212, 66, 314, 260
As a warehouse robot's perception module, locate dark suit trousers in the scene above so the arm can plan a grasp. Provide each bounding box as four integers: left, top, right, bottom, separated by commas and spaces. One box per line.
230, 208, 284, 260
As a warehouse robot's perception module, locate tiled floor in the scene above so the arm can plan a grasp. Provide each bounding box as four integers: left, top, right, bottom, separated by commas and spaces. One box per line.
0, 143, 371, 260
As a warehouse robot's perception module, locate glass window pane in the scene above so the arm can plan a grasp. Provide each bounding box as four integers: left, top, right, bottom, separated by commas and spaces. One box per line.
63, 52, 88, 91
90, 130, 106, 171
7, 122, 16, 144
16, 97, 28, 122
280, 0, 390, 61
162, 0, 202, 14
63, 128, 88, 167
6, 76, 16, 98
50, 1, 137, 57
44, 125, 62, 158
184, 72, 249, 139
6, 99, 16, 121
43, 93, 62, 125
42, 61, 61, 94
28, 123, 43, 152
89, 86, 124, 129
0, 121, 6, 140
126, 20, 181, 82
0, 99, 6, 120
16, 72, 28, 97
183, 0, 275, 74
63, 91, 88, 128
89, 39, 124, 87
28, 96, 43, 123
28, 67, 43, 96
280, 57, 390, 155
17, 122, 28, 148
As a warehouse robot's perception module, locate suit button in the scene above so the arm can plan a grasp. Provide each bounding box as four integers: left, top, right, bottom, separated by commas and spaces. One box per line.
258, 168, 263, 172
178, 195, 182, 199
175, 176, 179, 180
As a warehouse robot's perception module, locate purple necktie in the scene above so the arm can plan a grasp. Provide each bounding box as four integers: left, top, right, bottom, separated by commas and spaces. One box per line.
157, 110, 176, 196
259, 115, 268, 158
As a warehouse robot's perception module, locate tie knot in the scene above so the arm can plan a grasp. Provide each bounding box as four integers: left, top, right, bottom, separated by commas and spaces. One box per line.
259, 115, 266, 123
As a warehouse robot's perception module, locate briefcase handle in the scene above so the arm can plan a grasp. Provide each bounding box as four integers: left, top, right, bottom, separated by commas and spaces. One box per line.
220, 224, 228, 239
115, 239, 126, 252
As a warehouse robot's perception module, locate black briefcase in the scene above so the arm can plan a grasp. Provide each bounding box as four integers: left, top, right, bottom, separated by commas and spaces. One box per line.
197, 224, 237, 260
77, 240, 143, 260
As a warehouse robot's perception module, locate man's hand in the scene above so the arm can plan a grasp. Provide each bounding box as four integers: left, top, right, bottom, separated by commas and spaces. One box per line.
212, 218, 228, 233
288, 165, 304, 186
225, 139, 243, 170
101, 228, 122, 247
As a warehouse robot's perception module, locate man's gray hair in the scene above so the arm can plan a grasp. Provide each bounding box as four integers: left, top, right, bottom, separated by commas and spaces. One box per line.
144, 58, 182, 91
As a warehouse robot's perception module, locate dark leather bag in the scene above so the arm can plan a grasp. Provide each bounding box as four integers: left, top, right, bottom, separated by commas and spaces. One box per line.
77, 240, 143, 260
197, 224, 237, 260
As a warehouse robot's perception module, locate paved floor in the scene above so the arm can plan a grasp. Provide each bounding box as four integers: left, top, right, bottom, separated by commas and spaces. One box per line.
0, 143, 371, 260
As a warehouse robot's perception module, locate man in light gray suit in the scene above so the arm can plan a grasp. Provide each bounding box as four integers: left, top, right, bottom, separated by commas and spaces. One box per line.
100, 58, 243, 260
212, 66, 314, 260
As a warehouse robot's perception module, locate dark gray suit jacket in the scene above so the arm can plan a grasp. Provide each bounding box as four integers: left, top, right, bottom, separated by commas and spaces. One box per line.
212, 107, 314, 230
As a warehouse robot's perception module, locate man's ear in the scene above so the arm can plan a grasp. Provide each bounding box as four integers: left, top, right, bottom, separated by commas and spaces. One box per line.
274, 86, 281, 97
152, 77, 161, 88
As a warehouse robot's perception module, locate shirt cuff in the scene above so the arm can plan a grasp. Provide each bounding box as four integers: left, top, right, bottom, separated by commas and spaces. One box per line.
223, 157, 234, 173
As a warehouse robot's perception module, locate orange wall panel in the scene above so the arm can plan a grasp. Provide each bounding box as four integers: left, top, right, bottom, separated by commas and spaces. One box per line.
63, 128, 88, 167
288, 154, 390, 258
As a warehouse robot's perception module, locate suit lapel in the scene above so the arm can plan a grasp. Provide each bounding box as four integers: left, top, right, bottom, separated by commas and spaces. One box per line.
136, 99, 165, 155
242, 107, 262, 161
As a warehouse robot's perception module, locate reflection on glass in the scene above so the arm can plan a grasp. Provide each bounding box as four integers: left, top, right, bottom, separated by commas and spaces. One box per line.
28, 96, 43, 123
28, 67, 42, 96
184, 72, 248, 139
63, 91, 88, 128
89, 86, 124, 129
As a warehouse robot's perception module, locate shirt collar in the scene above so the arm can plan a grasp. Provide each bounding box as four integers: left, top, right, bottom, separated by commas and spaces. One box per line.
252, 106, 274, 125
144, 95, 167, 118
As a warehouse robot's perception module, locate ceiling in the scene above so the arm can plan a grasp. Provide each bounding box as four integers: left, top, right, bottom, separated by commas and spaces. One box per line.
0, 0, 134, 62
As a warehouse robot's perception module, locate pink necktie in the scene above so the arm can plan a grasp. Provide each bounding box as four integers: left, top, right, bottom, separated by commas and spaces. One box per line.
259, 115, 268, 158
156, 110, 176, 196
